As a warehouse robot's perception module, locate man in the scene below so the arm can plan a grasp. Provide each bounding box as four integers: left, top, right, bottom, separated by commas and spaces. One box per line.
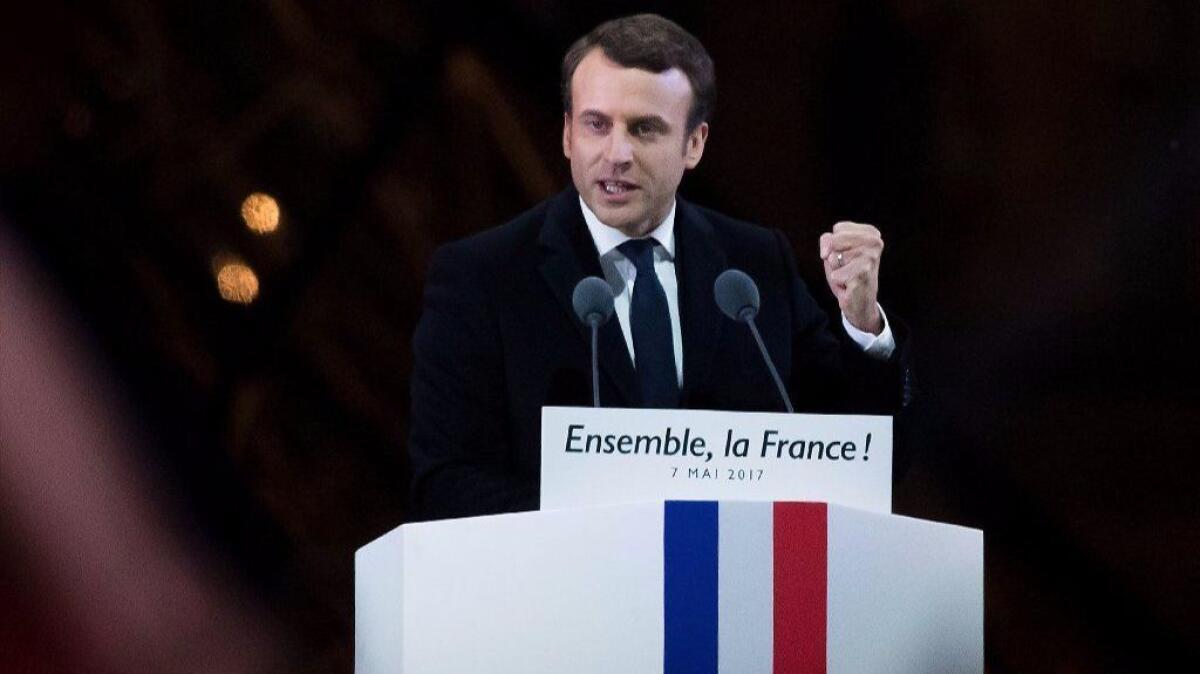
409, 14, 912, 521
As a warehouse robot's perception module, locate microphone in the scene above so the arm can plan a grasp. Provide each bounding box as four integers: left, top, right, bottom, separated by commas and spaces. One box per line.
572, 276, 616, 407
714, 269, 794, 413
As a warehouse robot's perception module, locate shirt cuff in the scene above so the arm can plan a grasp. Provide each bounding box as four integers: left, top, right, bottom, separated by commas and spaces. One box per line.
841, 304, 896, 360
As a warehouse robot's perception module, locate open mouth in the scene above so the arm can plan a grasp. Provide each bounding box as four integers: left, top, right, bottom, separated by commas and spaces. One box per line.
598, 180, 637, 195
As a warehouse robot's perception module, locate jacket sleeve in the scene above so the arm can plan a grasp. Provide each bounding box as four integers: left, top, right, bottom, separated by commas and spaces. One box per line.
407, 243, 537, 520
772, 228, 916, 475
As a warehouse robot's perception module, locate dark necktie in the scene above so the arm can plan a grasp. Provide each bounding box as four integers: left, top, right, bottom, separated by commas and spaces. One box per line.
617, 238, 680, 408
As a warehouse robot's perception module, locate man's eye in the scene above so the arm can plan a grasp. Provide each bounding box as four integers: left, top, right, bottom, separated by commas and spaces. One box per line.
632, 123, 658, 137
586, 119, 607, 131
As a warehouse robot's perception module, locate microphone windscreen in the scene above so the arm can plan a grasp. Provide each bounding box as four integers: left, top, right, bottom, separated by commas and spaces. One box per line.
572, 276, 615, 326
714, 268, 760, 321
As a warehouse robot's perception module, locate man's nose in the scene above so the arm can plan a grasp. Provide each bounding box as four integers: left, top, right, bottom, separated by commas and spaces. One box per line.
604, 130, 634, 165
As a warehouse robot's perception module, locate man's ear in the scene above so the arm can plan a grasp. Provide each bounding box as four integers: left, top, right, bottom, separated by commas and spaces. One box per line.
562, 112, 573, 159
684, 121, 709, 169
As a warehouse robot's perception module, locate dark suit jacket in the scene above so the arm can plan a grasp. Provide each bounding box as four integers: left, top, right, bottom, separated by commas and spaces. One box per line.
409, 187, 913, 520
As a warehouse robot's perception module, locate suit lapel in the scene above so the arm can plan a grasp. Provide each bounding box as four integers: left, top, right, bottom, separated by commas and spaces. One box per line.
675, 198, 727, 402
538, 190, 641, 407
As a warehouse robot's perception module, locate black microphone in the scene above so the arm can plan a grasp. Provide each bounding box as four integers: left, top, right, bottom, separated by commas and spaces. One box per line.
572, 276, 616, 407
714, 269, 795, 413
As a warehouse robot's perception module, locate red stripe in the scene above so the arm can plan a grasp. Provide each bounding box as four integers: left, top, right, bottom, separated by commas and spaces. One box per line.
773, 502, 827, 674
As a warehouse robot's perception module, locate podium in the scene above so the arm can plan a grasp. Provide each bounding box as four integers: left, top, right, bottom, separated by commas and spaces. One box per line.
355, 500, 982, 673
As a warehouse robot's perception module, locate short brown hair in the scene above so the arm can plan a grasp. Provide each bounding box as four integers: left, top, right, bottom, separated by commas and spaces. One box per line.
561, 14, 716, 133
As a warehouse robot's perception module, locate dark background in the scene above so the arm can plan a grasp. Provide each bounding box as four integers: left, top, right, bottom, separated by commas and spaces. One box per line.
2, 1, 1197, 671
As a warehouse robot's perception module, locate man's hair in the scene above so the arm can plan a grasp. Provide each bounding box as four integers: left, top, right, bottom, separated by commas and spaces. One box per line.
560, 14, 716, 133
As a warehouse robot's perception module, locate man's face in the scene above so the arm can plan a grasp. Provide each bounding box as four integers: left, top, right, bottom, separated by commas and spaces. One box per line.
563, 49, 708, 237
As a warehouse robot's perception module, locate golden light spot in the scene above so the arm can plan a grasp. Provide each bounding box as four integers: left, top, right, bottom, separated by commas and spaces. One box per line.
216, 261, 260, 304
240, 192, 281, 234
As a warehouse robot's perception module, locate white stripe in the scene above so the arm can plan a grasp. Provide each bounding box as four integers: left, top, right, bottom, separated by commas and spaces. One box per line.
718, 501, 774, 673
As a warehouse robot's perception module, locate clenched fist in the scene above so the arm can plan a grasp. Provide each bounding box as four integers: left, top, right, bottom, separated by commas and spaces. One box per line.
819, 221, 884, 334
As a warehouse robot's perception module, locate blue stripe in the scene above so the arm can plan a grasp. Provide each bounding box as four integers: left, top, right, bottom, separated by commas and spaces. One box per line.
664, 501, 719, 674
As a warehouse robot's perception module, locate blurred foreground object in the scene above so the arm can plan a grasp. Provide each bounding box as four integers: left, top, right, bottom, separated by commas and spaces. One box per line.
0, 221, 290, 673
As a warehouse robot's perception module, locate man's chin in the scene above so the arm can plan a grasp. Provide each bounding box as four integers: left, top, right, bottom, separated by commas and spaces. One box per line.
592, 202, 652, 233
599, 215, 645, 236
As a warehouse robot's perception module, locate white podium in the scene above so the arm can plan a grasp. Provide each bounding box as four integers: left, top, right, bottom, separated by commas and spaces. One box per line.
355, 500, 982, 673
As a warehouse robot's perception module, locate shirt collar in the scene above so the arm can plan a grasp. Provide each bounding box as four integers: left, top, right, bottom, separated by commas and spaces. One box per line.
579, 196, 677, 260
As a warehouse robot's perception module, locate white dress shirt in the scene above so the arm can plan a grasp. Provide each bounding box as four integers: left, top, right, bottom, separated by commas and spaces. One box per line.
581, 197, 686, 387
578, 197, 895, 390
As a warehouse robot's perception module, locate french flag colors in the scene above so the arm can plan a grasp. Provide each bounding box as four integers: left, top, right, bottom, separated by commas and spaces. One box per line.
356, 499, 983, 673
665, 501, 828, 674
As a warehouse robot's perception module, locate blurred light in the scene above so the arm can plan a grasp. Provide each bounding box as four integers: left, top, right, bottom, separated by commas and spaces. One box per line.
215, 261, 259, 304
240, 193, 280, 234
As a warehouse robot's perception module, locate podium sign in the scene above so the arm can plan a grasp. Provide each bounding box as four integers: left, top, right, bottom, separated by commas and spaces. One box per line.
541, 407, 893, 513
